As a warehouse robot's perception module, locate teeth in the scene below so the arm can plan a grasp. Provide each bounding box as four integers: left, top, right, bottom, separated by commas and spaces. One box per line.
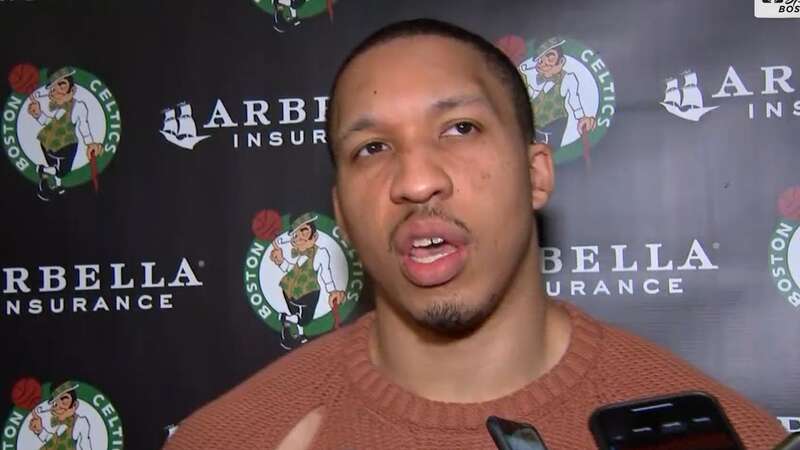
411, 237, 445, 248
412, 238, 433, 248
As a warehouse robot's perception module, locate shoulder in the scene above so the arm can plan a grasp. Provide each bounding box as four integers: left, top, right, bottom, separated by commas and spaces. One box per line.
72, 100, 88, 114
562, 72, 579, 85
74, 415, 90, 432
583, 311, 787, 448
163, 321, 361, 450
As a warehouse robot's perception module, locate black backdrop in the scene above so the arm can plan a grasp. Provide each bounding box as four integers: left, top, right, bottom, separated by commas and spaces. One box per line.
1, 1, 799, 448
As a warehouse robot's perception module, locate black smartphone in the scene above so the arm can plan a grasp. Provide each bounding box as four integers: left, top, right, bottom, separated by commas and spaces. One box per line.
589, 391, 744, 450
486, 415, 548, 450
775, 433, 800, 450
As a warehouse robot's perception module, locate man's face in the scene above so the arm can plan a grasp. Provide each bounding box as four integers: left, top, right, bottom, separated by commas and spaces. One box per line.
48, 78, 74, 107
291, 224, 317, 252
52, 394, 77, 421
535, 49, 565, 79
331, 36, 539, 332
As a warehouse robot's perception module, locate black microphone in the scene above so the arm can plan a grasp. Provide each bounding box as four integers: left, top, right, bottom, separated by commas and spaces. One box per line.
486, 415, 549, 450
589, 392, 745, 450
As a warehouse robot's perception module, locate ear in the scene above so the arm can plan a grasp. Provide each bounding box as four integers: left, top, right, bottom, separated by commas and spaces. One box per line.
528, 142, 554, 211
331, 184, 351, 243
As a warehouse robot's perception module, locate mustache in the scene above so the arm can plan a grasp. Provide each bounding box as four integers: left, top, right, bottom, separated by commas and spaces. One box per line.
388, 204, 470, 252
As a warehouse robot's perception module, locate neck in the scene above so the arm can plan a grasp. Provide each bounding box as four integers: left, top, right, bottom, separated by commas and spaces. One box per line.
369, 242, 571, 404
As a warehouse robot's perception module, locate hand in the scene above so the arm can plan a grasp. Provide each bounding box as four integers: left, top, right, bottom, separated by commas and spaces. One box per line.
270, 246, 284, 266
86, 143, 104, 159
328, 290, 344, 310
28, 99, 41, 119
29, 409, 42, 434
577, 116, 597, 135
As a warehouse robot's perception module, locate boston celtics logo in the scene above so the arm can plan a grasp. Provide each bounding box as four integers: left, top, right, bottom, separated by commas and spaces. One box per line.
244, 210, 363, 350
252, 0, 336, 33
769, 186, 800, 308
2, 378, 123, 449
496, 35, 616, 166
3, 64, 122, 201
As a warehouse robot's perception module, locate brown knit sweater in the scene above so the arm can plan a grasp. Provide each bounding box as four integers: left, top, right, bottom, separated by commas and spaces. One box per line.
164, 303, 787, 449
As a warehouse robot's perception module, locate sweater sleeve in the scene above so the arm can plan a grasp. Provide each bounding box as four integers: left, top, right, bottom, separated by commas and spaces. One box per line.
162, 328, 349, 450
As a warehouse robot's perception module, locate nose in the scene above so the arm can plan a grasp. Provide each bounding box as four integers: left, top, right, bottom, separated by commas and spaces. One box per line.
389, 144, 453, 205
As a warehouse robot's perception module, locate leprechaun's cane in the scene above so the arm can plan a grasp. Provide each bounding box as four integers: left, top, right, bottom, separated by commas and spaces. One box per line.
90, 153, 99, 192
582, 132, 591, 171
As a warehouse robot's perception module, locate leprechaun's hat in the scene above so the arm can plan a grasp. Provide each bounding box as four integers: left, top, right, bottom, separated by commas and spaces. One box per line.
289, 213, 318, 235
534, 37, 566, 61
45, 67, 76, 89
48, 380, 79, 404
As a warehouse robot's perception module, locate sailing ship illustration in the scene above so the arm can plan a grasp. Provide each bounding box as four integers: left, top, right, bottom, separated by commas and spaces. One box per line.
660, 71, 719, 122
160, 102, 210, 150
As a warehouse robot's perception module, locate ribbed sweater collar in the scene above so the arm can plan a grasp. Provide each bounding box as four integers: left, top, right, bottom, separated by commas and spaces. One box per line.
341, 302, 603, 430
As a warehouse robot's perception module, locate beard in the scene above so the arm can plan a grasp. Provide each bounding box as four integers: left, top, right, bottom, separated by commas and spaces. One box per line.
415, 293, 499, 337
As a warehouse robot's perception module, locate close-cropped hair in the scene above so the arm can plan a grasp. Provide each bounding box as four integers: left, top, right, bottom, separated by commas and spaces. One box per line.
326, 18, 535, 165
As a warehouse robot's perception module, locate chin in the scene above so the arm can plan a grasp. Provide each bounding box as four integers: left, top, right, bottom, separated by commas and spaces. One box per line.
412, 293, 499, 337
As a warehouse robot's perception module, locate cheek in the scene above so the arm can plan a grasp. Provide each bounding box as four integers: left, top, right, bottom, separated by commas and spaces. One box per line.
458, 143, 527, 202
338, 181, 397, 266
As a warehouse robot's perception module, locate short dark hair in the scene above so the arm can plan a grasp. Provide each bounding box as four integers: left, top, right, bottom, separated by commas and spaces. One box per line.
326, 18, 534, 165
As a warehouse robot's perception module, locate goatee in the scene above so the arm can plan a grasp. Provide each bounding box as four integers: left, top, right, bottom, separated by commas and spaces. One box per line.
418, 295, 498, 337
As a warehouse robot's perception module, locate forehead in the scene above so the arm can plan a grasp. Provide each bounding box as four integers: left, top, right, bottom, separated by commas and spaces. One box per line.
332, 35, 508, 126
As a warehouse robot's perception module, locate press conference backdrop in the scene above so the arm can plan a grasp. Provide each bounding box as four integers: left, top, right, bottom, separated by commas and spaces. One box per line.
0, 0, 798, 448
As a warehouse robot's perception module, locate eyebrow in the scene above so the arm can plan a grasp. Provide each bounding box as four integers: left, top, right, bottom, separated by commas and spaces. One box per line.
431, 94, 488, 112
336, 94, 490, 145
337, 116, 378, 144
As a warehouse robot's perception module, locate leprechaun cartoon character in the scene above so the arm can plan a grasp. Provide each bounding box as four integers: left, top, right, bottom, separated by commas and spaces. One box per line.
26, 67, 104, 201
28, 381, 93, 450
270, 213, 345, 349
271, 0, 307, 32
522, 38, 597, 147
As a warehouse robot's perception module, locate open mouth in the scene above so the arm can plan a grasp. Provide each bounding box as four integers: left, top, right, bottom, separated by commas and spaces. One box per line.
409, 236, 458, 264
394, 218, 470, 287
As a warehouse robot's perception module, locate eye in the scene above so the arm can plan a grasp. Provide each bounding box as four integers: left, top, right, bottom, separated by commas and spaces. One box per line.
442, 121, 478, 137
355, 141, 388, 158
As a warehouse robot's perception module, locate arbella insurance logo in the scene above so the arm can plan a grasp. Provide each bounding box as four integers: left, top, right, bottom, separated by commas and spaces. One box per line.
1, 258, 204, 317
660, 64, 799, 122
3, 378, 123, 449
159, 96, 328, 151
244, 210, 363, 350
496, 35, 616, 167
769, 186, 800, 308
252, 0, 335, 33
3, 64, 121, 201
541, 240, 719, 297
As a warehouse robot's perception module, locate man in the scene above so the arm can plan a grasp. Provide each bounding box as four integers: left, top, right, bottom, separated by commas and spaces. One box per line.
164, 19, 786, 449
27, 67, 104, 201
28, 381, 93, 450
521, 37, 596, 147
270, 213, 345, 349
